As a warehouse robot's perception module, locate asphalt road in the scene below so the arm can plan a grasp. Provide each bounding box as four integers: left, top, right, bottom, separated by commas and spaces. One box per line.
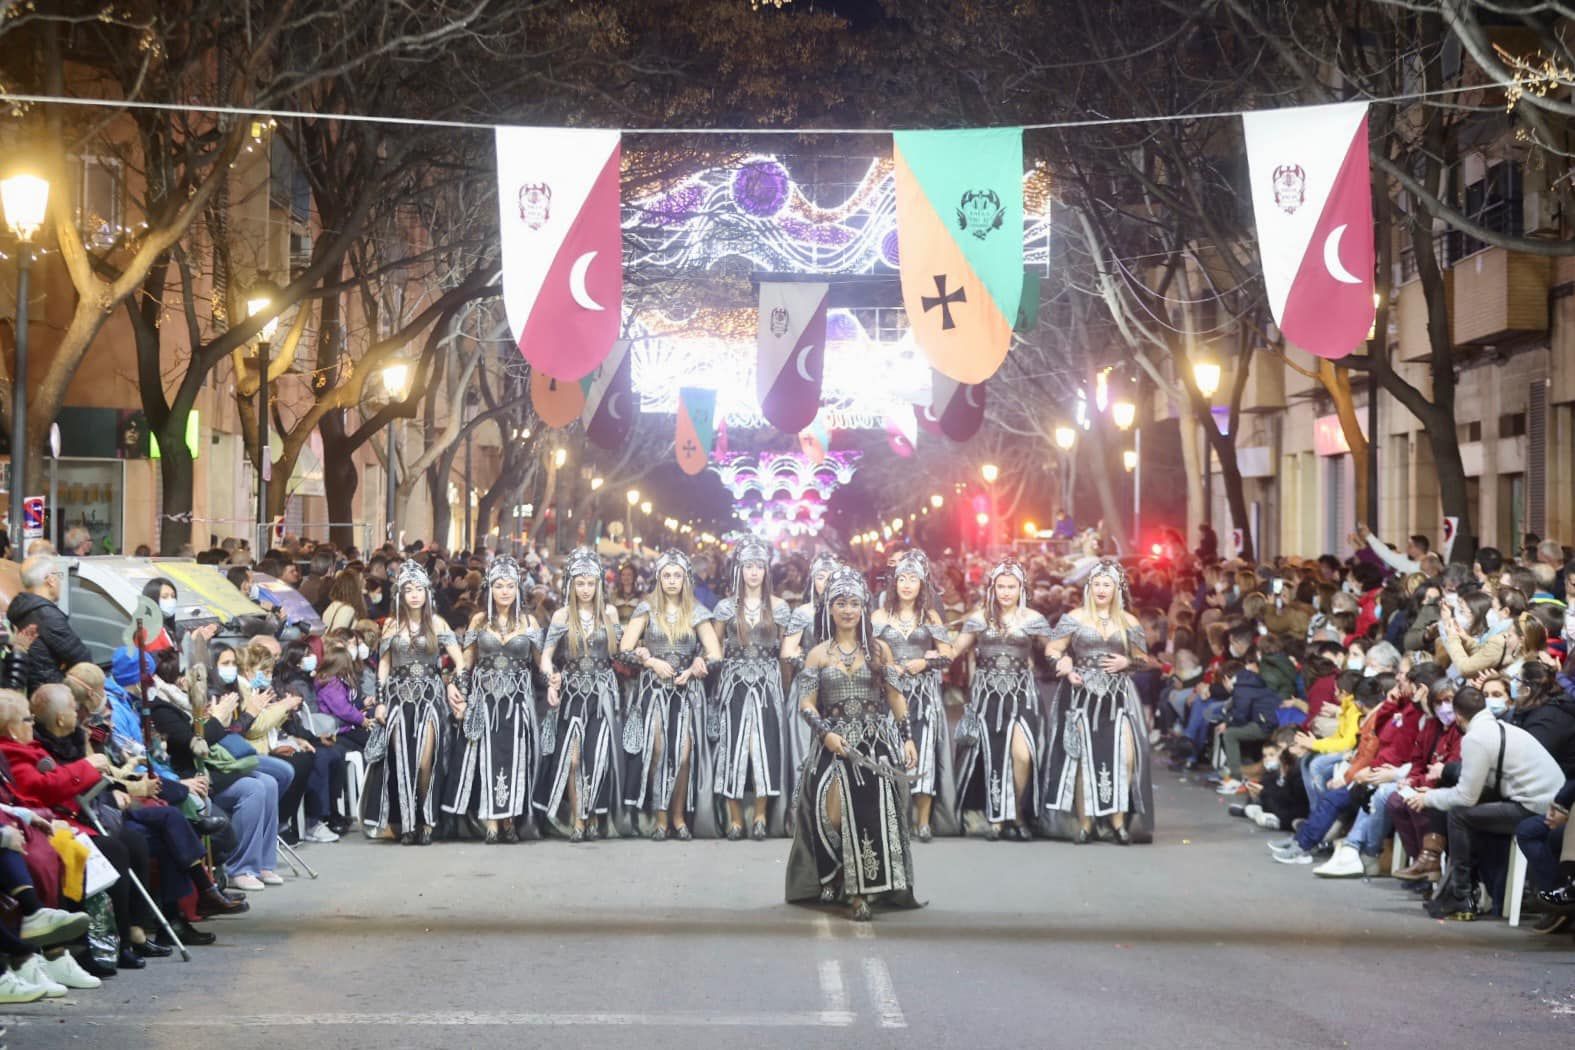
5, 777, 1573, 1050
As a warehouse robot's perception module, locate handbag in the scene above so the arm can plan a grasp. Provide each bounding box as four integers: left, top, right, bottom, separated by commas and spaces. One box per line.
954, 706, 985, 753
217, 733, 258, 760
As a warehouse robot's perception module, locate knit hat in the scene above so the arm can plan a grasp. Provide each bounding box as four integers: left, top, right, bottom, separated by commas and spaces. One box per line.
110, 646, 156, 688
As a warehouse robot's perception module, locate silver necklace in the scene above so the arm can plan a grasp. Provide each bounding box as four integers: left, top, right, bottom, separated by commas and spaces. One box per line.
834, 642, 861, 670
663, 605, 680, 625
743, 597, 763, 626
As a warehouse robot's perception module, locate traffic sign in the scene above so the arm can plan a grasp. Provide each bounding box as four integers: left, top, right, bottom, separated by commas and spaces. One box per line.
22, 495, 45, 540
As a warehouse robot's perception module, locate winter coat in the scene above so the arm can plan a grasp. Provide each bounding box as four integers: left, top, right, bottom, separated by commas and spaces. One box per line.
1516, 689, 1575, 778
5, 592, 92, 695
0, 737, 101, 835
1227, 670, 1282, 731
1259, 653, 1298, 701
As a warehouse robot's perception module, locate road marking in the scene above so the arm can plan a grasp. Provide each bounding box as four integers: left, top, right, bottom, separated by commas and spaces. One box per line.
851, 921, 875, 940
861, 957, 907, 1028
12, 1011, 857, 1029
818, 959, 849, 1015
815, 913, 835, 940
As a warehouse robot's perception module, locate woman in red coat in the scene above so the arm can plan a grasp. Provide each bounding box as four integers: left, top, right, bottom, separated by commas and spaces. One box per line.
0, 690, 155, 971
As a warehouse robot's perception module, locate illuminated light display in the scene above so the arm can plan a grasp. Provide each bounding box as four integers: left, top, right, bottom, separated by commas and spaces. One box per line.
622, 153, 1052, 430
709, 451, 861, 538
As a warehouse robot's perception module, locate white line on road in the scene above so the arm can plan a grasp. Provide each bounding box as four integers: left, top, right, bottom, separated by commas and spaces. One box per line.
861, 957, 907, 1028
13, 1011, 858, 1029
815, 913, 835, 940
819, 959, 850, 1015
851, 920, 875, 940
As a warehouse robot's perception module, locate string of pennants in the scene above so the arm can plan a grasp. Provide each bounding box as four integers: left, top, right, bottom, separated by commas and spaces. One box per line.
499, 103, 1374, 472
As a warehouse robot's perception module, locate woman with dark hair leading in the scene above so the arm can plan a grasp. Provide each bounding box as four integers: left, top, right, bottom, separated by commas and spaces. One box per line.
785, 567, 920, 922
363, 562, 467, 845
711, 536, 794, 841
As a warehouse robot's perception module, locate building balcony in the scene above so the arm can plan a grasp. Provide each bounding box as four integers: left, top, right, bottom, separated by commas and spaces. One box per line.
1452, 245, 1550, 346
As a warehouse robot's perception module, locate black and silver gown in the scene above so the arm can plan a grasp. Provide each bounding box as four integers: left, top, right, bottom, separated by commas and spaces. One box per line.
441, 624, 542, 826
362, 627, 457, 833
1040, 616, 1155, 842
784, 600, 826, 769
785, 661, 920, 910
954, 611, 1053, 829
876, 619, 959, 835
621, 602, 718, 837
533, 616, 628, 836
710, 597, 793, 835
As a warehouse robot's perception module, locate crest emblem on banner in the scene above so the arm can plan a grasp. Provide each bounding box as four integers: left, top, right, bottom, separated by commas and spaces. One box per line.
769, 307, 790, 338
1271, 165, 1305, 214
957, 189, 1005, 240
518, 183, 552, 229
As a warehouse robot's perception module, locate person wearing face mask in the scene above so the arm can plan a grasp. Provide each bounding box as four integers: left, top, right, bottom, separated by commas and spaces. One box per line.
1439, 589, 1515, 679
1407, 682, 1563, 920
1388, 678, 1465, 883
1239, 727, 1308, 831
234, 639, 314, 852
1316, 664, 1451, 878
1507, 661, 1575, 778
274, 640, 347, 843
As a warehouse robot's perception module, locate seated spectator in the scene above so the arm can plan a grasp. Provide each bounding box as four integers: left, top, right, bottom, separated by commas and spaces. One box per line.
234, 641, 312, 844
1214, 659, 1281, 795
1271, 671, 1405, 865
1408, 683, 1563, 919
1293, 670, 1363, 809
1512, 660, 1575, 777
1388, 679, 1466, 883
6, 557, 92, 695
1240, 726, 1306, 831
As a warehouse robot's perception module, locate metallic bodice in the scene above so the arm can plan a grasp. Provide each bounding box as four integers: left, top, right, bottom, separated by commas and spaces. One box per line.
876, 622, 939, 662
555, 626, 614, 681
974, 627, 1039, 672
644, 620, 702, 666
817, 663, 893, 750
475, 627, 540, 671
387, 630, 452, 673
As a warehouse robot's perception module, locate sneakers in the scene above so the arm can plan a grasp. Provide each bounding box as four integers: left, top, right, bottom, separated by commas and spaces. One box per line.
1266, 836, 1295, 852
0, 969, 46, 1005
19, 907, 90, 948
1272, 845, 1314, 865
1313, 844, 1374, 878
1215, 778, 1245, 795
258, 870, 285, 886
13, 955, 66, 998
231, 874, 266, 892
1252, 811, 1283, 831
302, 822, 340, 844
40, 952, 101, 990
1243, 804, 1264, 821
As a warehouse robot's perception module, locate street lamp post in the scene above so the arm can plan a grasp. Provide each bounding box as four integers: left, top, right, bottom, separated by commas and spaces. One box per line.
1052, 424, 1077, 523
2, 172, 49, 557
382, 358, 412, 545
246, 282, 280, 553
1192, 359, 1222, 534
980, 463, 999, 554
1113, 397, 1140, 549
626, 488, 640, 551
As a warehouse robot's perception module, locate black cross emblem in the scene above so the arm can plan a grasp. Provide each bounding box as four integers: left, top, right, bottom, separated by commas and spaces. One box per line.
682, 439, 698, 457
921, 274, 966, 330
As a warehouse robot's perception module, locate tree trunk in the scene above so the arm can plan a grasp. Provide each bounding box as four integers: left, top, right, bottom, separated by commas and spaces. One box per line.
1319, 360, 1370, 527
156, 432, 195, 555
1216, 434, 1256, 562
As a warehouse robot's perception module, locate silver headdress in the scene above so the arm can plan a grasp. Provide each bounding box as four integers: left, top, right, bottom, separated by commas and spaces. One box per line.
733, 535, 772, 568
888, 548, 935, 613
984, 558, 1028, 624
1084, 557, 1133, 610
817, 565, 874, 657
562, 546, 604, 608
394, 559, 432, 594
808, 552, 840, 582
485, 555, 522, 622
653, 548, 694, 581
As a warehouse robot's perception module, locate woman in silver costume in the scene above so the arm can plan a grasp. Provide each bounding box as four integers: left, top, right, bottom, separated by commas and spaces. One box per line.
364, 561, 467, 845
710, 536, 794, 841
619, 549, 722, 840
534, 548, 627, 842
782, 552, 841, 769
871, 549, 957, 840
950, 560, 1054, 841
786, 567, 920, 922
1041, 558, 1155, 844
441, 556, 542, 843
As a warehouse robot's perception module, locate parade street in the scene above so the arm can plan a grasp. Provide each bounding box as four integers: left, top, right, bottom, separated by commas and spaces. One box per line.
4, 777, 1568, 1050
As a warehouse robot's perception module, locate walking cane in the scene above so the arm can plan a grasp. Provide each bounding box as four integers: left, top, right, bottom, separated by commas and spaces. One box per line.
275, 833, 318, 880
75, 781, 190, 962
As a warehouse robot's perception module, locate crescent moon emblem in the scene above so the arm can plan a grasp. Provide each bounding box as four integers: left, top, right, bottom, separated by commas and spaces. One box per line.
921, 405, 941, 423
606, 392, 624, 421
568, 252, 605, 311
964, 385, 983, 409
793, 344, 817, 384
1322, 225, 1362, 285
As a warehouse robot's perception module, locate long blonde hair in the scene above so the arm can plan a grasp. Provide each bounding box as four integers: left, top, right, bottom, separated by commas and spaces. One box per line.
565, 575, 608, 657
1082, 566, 1139, 632
646, 575, 697, 644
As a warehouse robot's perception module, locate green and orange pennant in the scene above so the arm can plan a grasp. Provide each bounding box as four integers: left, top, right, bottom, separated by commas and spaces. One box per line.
894, 127, 1024, 384
675, 386, 717, 475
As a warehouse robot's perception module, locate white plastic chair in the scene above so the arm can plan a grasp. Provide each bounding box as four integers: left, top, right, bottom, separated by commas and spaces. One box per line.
1390, 833, 1408, 874
1505, 841, 1528, 927
344, 749, 366, 822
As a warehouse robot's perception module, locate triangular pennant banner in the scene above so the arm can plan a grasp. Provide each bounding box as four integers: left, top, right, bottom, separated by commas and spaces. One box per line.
580, 339, 633, 450
756, 281, 829, 433
798, 416, 830, 464
496, 126, 622, 381
1242, 102, 1374, 359
675, 387, 717, 476
531, 369, 586, 429
894, 127, 1023, 384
